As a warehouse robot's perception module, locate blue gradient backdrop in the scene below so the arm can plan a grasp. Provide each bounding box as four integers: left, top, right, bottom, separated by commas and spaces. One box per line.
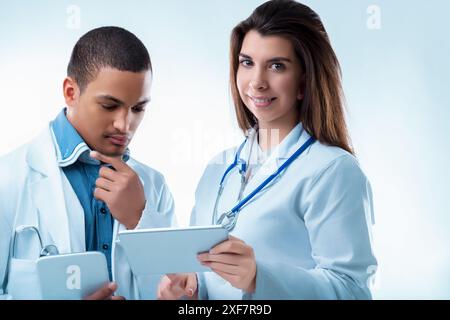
1, 0, 449, 299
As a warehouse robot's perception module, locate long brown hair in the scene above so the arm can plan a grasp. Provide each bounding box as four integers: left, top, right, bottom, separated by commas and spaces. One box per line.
230, 0, 354, 154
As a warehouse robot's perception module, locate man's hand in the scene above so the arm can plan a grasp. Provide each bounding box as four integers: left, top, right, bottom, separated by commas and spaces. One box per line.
84, 282, 125, 300
90, 151, 145, 230
197, 236, 257, 293
157, 273, 198, 300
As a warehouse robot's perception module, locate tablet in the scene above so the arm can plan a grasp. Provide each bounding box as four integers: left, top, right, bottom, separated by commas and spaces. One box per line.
117, 225, 229, 275
36, 251, 109, 300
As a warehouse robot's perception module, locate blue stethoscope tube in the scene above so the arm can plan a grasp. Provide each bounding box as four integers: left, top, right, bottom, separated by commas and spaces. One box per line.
213, 136, 316, 231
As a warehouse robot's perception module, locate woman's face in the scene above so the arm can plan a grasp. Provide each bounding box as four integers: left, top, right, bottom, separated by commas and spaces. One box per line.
237, 30, 304, 130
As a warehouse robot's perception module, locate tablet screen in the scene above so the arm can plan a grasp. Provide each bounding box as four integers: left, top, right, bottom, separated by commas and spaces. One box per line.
117, 225, 229, 275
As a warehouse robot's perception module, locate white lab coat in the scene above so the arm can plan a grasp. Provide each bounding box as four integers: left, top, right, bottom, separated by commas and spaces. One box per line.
191, 123, 377, 299
0, 124, 176, 299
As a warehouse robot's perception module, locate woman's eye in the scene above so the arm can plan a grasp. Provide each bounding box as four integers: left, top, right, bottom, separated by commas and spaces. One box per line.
239, 59, 253, 67
270, 63, 285, 71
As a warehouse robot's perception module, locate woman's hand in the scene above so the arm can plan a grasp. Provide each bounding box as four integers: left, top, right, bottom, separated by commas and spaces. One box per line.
197, 235, 257, 293
157, 273, 198, 300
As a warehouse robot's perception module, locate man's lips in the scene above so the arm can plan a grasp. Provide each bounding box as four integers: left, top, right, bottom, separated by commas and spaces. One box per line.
106, 135, 129, 146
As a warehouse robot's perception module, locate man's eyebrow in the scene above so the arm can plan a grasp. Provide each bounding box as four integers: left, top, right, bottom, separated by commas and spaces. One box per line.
96, 95, 124, 105
135, 98, 150, 106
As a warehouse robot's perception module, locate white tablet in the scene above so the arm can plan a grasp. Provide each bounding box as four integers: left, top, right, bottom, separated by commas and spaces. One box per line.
117, 225, 229, 275
36, 251, 109, 300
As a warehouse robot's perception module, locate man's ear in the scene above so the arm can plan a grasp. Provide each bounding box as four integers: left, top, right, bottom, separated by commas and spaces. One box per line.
63, 77, 80, 107
297, 73, 306, 100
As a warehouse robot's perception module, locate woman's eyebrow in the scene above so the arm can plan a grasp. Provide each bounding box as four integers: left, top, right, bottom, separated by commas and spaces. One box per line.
239, 53, 253, 60
267, 57, 292, 63
239, 53, 292, 64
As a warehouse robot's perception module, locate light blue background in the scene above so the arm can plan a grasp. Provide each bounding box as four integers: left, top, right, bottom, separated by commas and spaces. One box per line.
1, 0, 449, 299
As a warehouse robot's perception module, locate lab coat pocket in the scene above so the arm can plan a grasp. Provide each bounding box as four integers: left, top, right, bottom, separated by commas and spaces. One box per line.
7, 258, 42, 300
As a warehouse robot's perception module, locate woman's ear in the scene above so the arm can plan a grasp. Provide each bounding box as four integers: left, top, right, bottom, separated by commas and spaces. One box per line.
297, 73, 306, 100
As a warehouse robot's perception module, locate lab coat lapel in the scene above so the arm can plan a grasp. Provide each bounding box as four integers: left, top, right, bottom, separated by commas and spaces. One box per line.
60, 173, 85, 252
26, 126, 72, 254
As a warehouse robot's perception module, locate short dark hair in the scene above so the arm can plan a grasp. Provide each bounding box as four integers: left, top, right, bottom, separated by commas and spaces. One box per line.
67, 26, 152, 92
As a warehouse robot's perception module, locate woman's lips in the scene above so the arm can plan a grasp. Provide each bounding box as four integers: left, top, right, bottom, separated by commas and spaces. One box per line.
248, 95, 277, 108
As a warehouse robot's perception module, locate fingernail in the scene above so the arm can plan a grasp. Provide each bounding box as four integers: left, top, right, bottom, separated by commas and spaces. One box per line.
108, 282, 117, 290
187, 288, 194, 296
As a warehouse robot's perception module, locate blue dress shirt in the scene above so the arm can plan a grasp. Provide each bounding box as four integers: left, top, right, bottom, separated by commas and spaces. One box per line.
50, 109, 130, 280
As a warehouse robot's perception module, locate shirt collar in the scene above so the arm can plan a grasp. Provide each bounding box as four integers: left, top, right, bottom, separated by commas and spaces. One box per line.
50, 108, 130, 167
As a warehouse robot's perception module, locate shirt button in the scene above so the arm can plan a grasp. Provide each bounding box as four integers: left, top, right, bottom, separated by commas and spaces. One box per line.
100, 207, 107, 214
102, 244, 109, 250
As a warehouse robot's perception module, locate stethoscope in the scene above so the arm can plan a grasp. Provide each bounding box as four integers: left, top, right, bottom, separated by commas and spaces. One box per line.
212, 134, 316, 231
12, 225, 59, 259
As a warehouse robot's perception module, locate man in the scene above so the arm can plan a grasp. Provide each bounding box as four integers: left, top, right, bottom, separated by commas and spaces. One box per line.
0, 26, 176, 299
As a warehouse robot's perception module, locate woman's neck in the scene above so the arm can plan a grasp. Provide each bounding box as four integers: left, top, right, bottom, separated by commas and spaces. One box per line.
258, 119, 298, 151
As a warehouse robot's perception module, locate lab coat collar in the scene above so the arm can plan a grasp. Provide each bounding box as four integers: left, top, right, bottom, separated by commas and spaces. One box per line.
240, 123, 312, 196
240, 122, 309, 168
274, 122, 311, 162
25, 125, 73, 253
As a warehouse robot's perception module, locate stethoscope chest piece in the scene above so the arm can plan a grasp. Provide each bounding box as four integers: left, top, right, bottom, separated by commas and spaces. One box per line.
212, 135, 316, 232
216, 211, 238, 232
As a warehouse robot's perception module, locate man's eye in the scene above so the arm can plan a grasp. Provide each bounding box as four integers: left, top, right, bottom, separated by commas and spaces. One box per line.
132, 106, 145, 113
239, 59, 253, 67
100, 104, 117, 110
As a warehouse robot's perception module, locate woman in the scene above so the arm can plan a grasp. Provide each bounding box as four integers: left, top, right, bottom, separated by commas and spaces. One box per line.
158, 0, 377, 300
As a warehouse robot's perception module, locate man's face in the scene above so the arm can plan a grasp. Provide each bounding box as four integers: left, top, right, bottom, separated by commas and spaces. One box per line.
64, 67, 151, 157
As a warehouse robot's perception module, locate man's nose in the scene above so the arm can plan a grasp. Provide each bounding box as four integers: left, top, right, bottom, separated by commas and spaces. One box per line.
113, 109, 131, 133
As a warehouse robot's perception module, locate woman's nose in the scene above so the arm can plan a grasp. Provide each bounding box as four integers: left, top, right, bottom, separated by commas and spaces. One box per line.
249, 71, 268, 91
